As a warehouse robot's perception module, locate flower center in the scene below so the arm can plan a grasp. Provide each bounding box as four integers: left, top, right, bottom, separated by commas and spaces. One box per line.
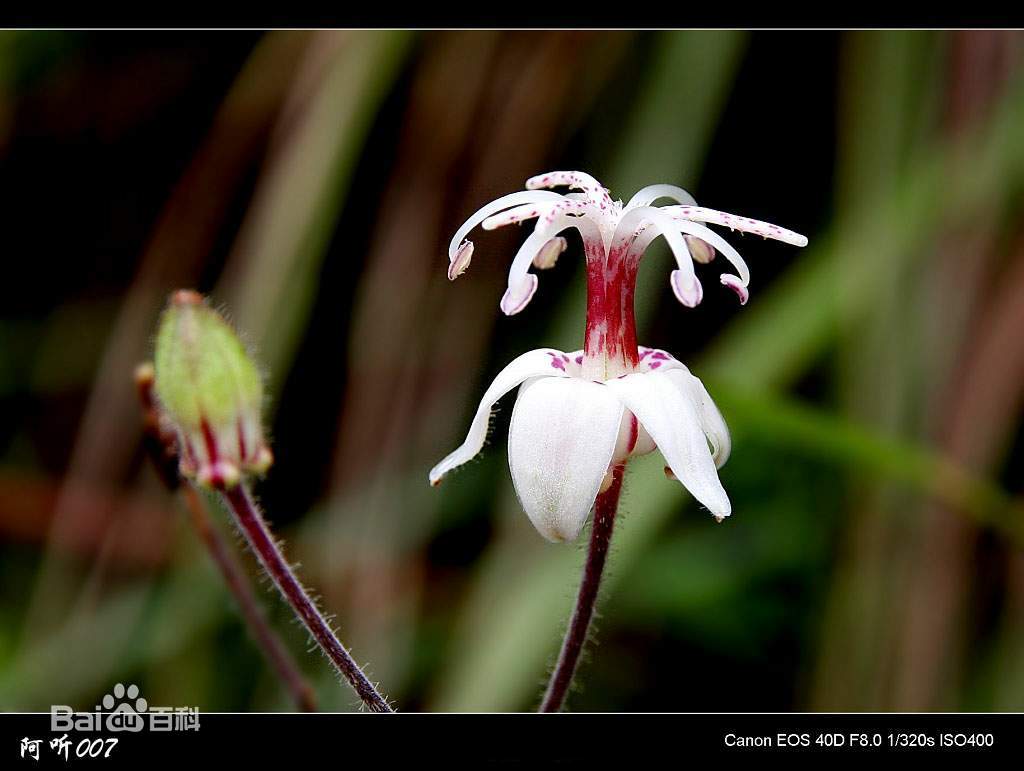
582, 239, 640, 381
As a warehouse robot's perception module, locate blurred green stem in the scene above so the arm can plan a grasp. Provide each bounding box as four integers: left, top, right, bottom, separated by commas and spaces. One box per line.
220, 483, 393, 712
540, 464, 625, 713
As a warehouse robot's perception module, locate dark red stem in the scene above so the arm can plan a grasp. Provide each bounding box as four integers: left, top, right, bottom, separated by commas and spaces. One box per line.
221, 484, 393, 712
539, 464, 625, 713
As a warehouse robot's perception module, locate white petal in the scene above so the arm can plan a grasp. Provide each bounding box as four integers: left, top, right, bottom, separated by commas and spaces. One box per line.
664, 369, 731, 469
604, 371, 731, 519
623, 183, 697, 211
428, 349, 572, 486
508, 377, 623, 542
634, 351, 729, 467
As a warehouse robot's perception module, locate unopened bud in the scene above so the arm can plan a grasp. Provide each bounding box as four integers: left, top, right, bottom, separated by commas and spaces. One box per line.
153, 290, 273, 490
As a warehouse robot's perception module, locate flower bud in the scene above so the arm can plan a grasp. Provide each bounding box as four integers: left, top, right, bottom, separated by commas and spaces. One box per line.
153, 290, 272, 489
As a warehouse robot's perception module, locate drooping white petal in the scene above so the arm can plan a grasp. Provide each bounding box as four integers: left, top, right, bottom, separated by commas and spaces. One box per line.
613, 206, 702, 307
664, 369, 731, 469
623, 183, 697, 211
428, 349, 572, 486
634, 351, 729, 467
447, 191, 564, 260
508, 377, 623, 542
604, 371, 731, 520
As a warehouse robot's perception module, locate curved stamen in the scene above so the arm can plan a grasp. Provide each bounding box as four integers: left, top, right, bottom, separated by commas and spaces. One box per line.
671, 219, 751, 286
502, 213, 603, 316
481, 204, 548, 230
612, 206, 701, 307
526, 170, 613, 209
484, 198, 593, 231
448, 191, 564, 261
634, 217, 752, 287
662, 205, 808, 247
623, 183, 697, 211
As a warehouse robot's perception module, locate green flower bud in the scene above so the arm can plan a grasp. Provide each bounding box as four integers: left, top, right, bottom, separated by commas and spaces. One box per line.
153, 290, 272, 489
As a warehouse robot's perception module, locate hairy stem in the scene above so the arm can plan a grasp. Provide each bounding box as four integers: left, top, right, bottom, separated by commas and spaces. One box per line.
539, 463, 625, 713
220, 483, 393, 712
182, 486, 318, 712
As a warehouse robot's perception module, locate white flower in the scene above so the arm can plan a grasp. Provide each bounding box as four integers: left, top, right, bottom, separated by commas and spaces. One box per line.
430, 171, 807, 542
